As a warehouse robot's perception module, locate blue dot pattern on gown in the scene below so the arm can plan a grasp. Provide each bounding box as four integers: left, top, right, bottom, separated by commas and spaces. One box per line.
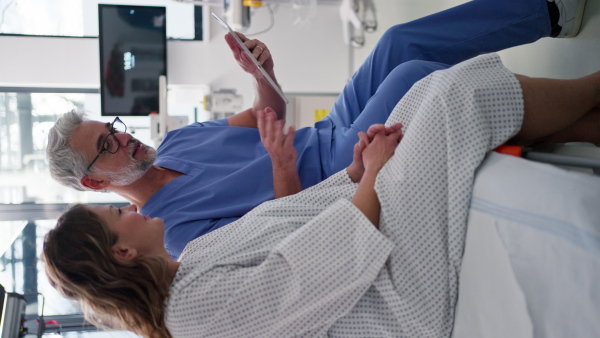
165, 53, 524, 338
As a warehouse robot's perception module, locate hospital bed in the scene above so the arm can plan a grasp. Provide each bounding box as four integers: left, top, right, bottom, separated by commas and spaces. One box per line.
452, 148, 600, 337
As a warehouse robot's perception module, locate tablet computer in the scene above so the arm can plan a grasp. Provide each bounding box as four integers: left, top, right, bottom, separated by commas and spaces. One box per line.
212, 12, 289, 104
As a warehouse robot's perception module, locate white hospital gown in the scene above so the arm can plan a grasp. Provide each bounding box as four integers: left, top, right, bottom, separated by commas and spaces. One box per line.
165, 53, 524, 337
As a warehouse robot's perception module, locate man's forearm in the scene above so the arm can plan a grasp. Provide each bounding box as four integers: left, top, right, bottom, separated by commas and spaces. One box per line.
252, 75, 286, 120
273, 165, 302, 198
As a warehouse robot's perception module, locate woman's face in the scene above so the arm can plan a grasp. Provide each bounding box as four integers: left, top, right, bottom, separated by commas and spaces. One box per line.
89, 204, 165, 257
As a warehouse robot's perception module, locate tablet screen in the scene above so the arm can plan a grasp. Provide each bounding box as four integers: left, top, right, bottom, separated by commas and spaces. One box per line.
212, 12, 289, 104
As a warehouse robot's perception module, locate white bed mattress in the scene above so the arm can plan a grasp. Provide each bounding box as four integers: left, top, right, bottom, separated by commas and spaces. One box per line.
453, 152, 600, 338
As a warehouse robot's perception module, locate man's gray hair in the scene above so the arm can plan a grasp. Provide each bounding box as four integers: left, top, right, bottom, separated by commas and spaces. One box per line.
46, 110, 91, 191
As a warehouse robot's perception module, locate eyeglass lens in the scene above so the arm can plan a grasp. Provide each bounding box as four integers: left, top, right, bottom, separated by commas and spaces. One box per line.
103, 119, 126, 154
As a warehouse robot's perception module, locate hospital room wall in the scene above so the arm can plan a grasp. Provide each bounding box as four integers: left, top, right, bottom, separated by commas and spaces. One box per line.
3, 0, 600, 120
0, 4, 349, 113
356, 0, 600, 79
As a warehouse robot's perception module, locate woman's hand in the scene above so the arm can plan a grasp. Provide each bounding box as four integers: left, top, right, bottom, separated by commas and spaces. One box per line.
346, 132, 369, 183
362, 128, 403, 174
347, 123, 402, 182
366, 123, 402, 141
224, 32, 274, 79
349, 124, 401, 227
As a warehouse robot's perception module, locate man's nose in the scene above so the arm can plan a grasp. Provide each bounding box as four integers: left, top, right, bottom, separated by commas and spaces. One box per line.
115, 132, 133, 147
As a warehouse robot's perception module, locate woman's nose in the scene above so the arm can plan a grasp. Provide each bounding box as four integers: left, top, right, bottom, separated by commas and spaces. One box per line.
122, 204, 138, 213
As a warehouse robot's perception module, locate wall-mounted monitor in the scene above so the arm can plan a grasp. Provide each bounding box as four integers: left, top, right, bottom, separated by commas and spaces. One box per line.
99, 5, 167, 116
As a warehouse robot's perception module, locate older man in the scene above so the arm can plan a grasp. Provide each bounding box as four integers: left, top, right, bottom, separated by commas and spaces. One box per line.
47, 0, 585, 258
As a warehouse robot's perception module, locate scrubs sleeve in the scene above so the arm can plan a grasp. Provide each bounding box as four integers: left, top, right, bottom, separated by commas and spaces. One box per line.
194, 118, 229, 127
167, 199, 394, 337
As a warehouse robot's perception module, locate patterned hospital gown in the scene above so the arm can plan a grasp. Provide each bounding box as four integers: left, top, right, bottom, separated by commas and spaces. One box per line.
165, 53, 524, 337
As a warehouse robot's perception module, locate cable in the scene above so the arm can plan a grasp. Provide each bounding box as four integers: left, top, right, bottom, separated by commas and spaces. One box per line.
245, 4, 276, 36
22, 292, 59, 337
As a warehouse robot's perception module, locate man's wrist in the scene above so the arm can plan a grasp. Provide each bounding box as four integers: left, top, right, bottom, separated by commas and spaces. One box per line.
272, 162, 297, 173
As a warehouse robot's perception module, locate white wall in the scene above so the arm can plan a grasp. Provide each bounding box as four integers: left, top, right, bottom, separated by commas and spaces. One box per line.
0, 4, 349, 109
169, 5, 351, 103
4, 0, 600, 108
0, 36, 100, 88
4, 0, 600, 131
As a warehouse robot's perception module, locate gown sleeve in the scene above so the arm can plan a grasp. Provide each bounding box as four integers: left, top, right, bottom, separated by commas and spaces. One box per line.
166, 199, 394, 337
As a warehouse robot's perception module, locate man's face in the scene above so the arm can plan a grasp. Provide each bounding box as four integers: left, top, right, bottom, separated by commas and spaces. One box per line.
70, 120, 156, 186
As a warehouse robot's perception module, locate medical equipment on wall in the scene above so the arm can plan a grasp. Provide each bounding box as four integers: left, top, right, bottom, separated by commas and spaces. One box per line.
171, 0, 251, 31
150, 76, 191, 148
207, 89, 244, 120
172, 0, 341, 33
1, 291, 70, 338
339, 0, 377, 48
1, 292, 26, 338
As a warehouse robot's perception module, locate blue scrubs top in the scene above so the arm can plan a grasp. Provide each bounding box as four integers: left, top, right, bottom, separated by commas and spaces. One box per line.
141, 119, 325, 258
141, 0, 551, 258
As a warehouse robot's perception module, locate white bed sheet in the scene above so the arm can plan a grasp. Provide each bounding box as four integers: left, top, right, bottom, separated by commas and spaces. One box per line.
453, 152, 600, 338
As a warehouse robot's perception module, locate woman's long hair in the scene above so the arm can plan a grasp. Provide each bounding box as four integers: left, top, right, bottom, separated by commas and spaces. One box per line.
42, 204, 172, 338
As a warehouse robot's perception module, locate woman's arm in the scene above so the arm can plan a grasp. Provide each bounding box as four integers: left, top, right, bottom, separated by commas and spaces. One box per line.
351, 167, 381, 227
167, 199, 394, 337
346, 123, 403, 183
350, 129, 403, 227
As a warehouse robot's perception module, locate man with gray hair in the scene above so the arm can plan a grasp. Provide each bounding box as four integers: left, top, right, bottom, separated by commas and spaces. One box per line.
47, 0, 587, 258
48, 114, 157, 191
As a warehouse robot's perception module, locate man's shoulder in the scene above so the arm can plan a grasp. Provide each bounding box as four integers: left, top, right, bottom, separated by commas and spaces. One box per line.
197, 118, 229, 127
159, 123, 218, 151
163, 118, 229, 138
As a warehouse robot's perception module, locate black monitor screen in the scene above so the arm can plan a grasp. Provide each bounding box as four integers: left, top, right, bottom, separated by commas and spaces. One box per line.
99, 5, 167, 116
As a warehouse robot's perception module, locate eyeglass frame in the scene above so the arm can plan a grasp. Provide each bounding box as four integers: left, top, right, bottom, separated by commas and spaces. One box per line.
85, 117, 127, 172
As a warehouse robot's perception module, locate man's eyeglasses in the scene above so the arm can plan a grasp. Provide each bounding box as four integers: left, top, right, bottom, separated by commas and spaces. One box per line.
86, 117, 127, 172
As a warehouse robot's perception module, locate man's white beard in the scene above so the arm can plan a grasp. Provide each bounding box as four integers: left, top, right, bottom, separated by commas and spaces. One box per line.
95, 142, 157, 186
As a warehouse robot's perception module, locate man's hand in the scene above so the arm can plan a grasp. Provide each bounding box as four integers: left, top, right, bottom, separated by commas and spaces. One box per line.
346, 123, 402, 182
224, 32, 274, 79
258, 108, 301, 198
258, 108, 297, 168
224, 32, 286, 128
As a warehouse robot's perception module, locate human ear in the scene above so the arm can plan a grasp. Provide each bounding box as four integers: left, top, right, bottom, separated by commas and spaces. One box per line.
81, 175, 111, 191
111, 245, 138, 261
